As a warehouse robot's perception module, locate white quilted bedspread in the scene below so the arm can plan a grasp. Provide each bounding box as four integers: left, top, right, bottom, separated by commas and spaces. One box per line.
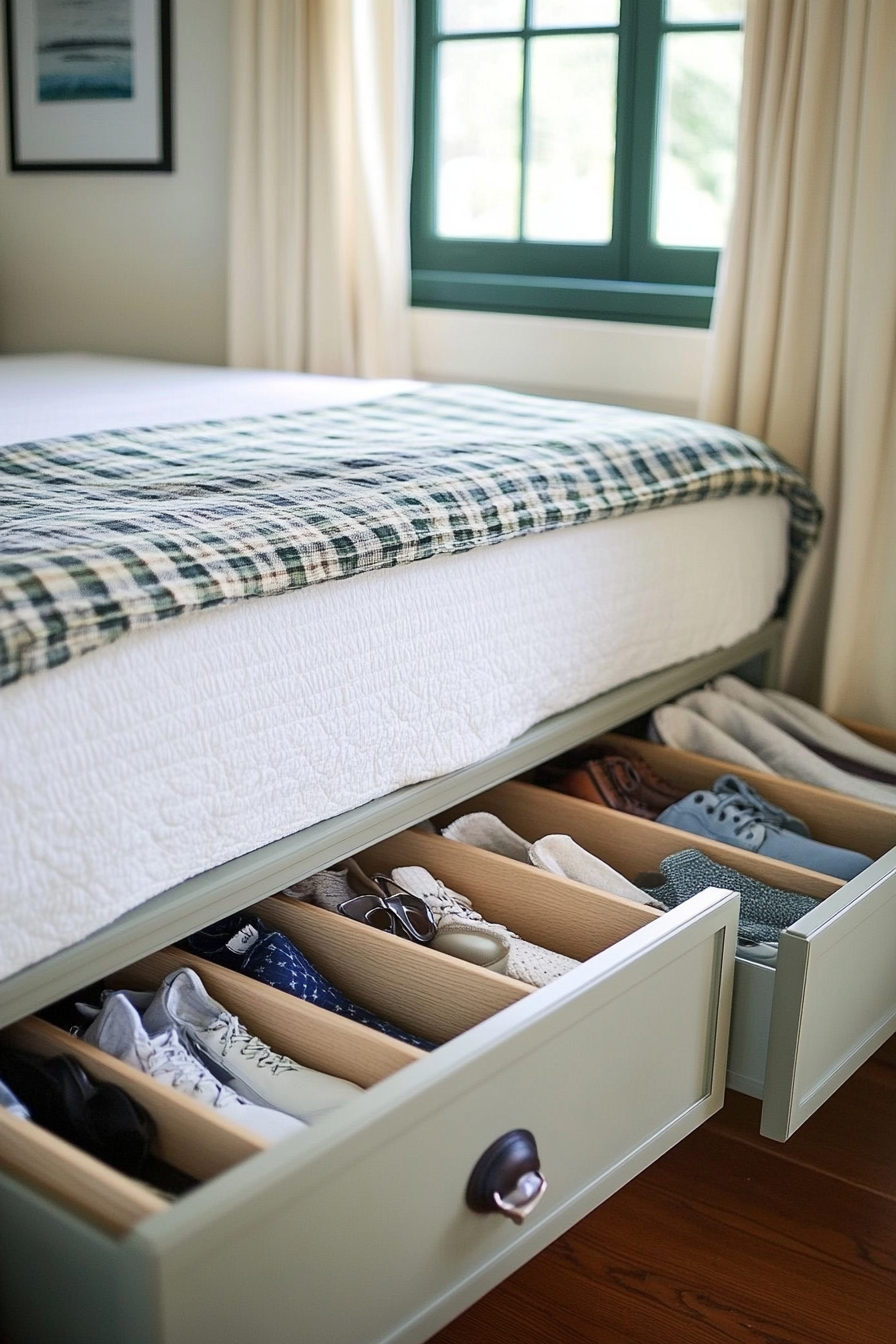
0, 357, 789, 980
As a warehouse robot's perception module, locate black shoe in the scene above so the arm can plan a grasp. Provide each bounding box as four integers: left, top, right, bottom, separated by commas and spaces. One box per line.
0, 1048, 156, 1177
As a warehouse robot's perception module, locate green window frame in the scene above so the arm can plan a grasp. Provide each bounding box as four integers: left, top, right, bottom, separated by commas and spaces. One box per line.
411, 1, 744, 328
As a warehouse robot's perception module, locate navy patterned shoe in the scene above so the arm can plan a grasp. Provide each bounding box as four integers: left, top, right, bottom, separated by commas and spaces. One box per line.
185, 915, 435, 1052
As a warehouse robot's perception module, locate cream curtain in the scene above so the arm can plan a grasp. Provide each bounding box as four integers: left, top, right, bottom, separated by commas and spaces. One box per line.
700, 0, 896, 728
228, 0, 413, 377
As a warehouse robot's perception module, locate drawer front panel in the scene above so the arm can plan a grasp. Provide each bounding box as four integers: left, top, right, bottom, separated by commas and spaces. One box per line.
134, 889, 737, 1344
761, 855, 896, 1139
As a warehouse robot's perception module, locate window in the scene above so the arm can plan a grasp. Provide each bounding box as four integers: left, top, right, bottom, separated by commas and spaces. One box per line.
411, 0, 745, 327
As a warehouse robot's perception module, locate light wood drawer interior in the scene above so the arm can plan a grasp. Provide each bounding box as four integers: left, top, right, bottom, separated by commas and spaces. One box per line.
438, 778, 844, 901
0, 822, 679, 1237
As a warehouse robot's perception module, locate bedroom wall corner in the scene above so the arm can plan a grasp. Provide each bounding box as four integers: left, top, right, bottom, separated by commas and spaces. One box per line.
0, 0, 230, 365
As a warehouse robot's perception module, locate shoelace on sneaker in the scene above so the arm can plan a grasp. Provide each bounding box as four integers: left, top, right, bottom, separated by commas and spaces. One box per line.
206, 1014, 300, 1075
691, 791, 766, 843
712, 774, 810, 835
410, 874, 518, 940
134, 1027, 247, 1109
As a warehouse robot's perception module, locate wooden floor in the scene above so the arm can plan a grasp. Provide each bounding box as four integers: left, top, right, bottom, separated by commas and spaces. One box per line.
431, 1036, 896, 1344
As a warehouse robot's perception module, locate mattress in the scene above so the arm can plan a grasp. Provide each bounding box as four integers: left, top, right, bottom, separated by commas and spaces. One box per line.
0, 356, 791, 981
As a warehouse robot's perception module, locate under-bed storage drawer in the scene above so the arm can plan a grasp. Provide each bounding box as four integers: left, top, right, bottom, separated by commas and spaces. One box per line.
467, 749, 896, 1143
0, 841, 737, 1344
602, 735, 896, 1140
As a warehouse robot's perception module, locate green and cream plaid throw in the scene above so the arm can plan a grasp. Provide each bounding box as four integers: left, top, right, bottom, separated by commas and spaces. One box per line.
0, 383, 822, 689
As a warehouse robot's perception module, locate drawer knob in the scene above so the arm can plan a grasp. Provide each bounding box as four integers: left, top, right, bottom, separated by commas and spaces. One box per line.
465, 1129, 547, 1225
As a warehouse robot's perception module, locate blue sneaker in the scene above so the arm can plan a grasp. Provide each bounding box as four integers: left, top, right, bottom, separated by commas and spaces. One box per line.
711, 774, 811, 835
656, 790, 870, 881
185, 915, 436, 1052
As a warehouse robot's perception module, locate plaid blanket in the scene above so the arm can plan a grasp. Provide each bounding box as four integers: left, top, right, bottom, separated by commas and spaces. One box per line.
0, 383, 822, 690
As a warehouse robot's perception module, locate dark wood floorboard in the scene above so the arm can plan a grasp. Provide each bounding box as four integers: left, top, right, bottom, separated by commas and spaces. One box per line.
707, 1068, 896, 1199
431, 1044, 896, 1344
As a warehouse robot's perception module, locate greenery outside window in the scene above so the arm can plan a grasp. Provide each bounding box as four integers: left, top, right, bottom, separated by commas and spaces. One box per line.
411, 0, 745, 327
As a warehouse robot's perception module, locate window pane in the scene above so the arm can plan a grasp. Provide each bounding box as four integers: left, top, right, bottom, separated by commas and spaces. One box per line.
654, 30, 743, 247
524, 34, 616, 243
439, 0, 524, 33
436, 39, 523, 239
665, 1, 745, 23
531, 0, 619, 27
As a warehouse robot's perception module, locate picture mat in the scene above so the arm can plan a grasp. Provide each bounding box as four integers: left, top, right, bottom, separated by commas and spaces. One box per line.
8, 0, 163, 164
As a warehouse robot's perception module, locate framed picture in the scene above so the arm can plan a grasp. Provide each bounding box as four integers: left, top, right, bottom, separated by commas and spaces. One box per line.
4, 0, 172, 171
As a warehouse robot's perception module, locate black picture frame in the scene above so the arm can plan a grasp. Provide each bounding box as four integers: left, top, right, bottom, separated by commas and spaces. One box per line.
4, 0, 173, 172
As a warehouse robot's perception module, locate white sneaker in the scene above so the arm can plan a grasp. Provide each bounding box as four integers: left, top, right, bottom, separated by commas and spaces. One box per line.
392, 864, 581, 989
286, 864, 512, 974
142, 968, 362, 1123
82, 992, 306, 1143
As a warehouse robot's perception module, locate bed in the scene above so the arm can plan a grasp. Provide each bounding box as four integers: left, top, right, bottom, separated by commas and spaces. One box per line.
0, 353, 807, 985
13, 353, 888, 1344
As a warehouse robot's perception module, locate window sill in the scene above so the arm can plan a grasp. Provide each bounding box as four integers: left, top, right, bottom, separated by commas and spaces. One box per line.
411, 270, 715, 329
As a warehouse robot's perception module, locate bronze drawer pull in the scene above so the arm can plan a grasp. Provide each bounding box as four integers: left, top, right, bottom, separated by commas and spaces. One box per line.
465, 1128, 547, 1225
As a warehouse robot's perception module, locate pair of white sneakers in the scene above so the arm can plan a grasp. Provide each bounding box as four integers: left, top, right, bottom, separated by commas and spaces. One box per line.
82, 967, 362, 1143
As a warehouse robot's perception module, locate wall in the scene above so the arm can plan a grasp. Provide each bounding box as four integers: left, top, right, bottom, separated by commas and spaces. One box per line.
0, 0, 230, 365
0, 1, 705, 412
411, 308, 708, 415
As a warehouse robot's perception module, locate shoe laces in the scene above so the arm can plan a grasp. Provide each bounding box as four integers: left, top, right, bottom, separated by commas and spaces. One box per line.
411, 876, 518, 941
136, 1027, 241, 1108
713, 776, 800, 832
206, 1013, 299, 1075
694, 792, 765, 842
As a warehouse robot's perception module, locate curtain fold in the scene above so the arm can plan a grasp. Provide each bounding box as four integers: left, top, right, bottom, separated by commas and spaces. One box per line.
228, 0, 412, 378
700, 0, 896, 728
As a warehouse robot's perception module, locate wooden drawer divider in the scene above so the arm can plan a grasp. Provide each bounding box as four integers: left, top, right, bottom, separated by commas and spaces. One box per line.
443, 780, 841, 902
358, 829, 658, 960
598, 733, 896, 859
258, 896, 532, 1044
0, 1106, 166, 1236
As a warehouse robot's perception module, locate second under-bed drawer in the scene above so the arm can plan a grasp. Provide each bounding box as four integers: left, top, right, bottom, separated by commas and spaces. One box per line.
454, 753, 896, 1143
604, 734, 896, 1140
0, 833, 737, 1344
